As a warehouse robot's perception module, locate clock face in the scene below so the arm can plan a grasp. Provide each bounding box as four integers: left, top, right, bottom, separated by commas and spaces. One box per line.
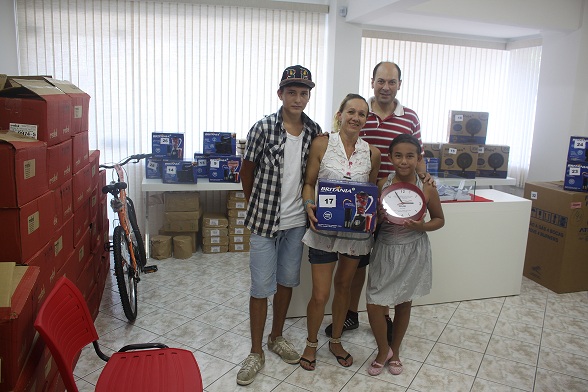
381, 182, 427, 225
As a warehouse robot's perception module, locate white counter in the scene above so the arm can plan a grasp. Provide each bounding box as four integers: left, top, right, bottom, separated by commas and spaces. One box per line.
287, 189, 531, 317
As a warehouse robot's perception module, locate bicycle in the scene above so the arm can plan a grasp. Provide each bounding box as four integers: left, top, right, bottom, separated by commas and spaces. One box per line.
100, 153, 157, 321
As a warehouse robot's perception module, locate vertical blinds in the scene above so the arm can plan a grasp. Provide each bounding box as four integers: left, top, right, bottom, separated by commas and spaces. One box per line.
360, 37, 541, 186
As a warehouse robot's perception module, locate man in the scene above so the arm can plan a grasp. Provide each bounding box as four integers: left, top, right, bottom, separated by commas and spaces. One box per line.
237, 65, 322, 386
325, 61, 430, 343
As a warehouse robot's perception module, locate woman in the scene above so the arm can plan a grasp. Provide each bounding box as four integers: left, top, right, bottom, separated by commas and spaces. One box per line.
300, 93, 381, 371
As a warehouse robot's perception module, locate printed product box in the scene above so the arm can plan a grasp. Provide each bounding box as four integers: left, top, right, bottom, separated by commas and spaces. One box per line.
439, 143, 479, 179
202, 212, 228, 228
523, 181, 588, 293
152, 133, 184, 159
424, 157, 439, 175
423, 142, 443, 159
59, 178, 74, 221
89, 150, 100, 189
229, 243, 250, 252
163, 160, 197, 184
164, 192, 200, 212
47, 78, 90, 134
0, 264, 40, 392
315, 179, 378, 233
202, 244, 228, 254
567, 136, 588, 162
202, 228, 229, 237
229, 234, 250, 244
447, 110, 489, 145
0, 191, 55, 262
228, 225, 251, 235
46, 138, 72, 190
0, 131, 48, 208
145, 157, 163, 179
563, 162, 588, 192
203, 132, 236, 155
476, 145, 510, 178
227, 199, 247, 210
72, 162, 91, 211
202, 236, 229, 246
229, 217, 246, 227
72, 130, 89, 173
228, 190, 246, 200
193, 153, 209, 178
208, 155, 241, 183
0, 78, 71, 146
227, 208, 247, 219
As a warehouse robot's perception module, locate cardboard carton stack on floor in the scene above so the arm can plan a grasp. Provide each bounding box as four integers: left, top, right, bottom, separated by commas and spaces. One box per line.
227, 191, 251, 252
201, 212, 229, 253
0, 76, 107, 392
157, 192, 200, 259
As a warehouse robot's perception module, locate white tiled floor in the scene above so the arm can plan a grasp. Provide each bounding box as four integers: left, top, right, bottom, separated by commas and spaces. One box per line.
73, 250, 588, 392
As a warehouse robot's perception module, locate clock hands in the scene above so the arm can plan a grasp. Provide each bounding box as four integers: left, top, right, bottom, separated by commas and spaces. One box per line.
394, 191, 413, 205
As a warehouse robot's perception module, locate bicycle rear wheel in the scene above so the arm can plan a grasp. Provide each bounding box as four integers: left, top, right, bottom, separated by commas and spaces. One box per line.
127, 197, 147, 269
113, 226, 138, 321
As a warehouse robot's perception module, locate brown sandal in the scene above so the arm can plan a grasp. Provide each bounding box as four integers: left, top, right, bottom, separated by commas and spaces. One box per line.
300, 339, 318, 371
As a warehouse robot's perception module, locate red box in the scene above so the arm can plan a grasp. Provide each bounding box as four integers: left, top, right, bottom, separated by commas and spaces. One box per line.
0, 265, 40, 392
72, 162, 90, 212
0, 191, 55, 262
22, 241, 55, 306
0, 78, 71, 146
90, 185, 99, 220
73, 199, 90, 247
98, 169, 107, 202
75, 228, 91, 268
77, 257, 96, 300
54, 217, 74, 279
0, 131, 48, 208
59, 178, 73, 222
46, 138, 72, 190
49, 78, 90, 134
89, 149, 100, 188
72, 131, 89, 173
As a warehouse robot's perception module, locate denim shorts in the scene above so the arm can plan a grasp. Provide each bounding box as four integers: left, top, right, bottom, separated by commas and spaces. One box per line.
249, 226, 306, 298
308, 247, 362, 264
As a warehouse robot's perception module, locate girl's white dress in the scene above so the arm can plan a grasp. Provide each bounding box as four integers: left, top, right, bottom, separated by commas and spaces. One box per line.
366, 174, 433, 306
301, 132, 374, 256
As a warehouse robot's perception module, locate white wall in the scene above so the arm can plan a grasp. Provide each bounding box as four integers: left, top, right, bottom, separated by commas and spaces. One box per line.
0, 0, 19, 74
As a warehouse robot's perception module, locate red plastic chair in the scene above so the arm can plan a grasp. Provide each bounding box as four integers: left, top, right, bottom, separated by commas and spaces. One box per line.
34, 277, 203, 392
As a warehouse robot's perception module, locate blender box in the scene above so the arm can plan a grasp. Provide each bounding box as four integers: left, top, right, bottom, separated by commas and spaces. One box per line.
145, 157, 162, 179
208, 155, 241, 183
162, 160, 197, 184
151, 133, 184, 159
563, 162, 588, 192
567, 136, 588, 162
193, 153, 209, 178
203, 132, 236, 155
476, 145, 510, 178
447, 111, 489, 145
315, 179, 378, 233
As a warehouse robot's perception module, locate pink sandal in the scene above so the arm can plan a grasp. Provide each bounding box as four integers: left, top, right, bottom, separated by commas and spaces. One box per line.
367, 348, 393, 376
388, 360, 403, 375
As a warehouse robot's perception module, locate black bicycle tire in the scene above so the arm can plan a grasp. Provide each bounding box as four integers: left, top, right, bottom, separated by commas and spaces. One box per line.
113, 226, 138, 321
126, 197, 147, 268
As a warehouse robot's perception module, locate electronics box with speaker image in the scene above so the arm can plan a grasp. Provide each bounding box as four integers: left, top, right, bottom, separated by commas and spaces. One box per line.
477, 145, 509, 178
563, 162, 588, 192
447, 111, 489, 145
151, 133, 184, 159
523, 181, 588, 293
567, 136, 587, 162
423, 142, 442, 159
439, 143, 479, 179
203, 132, 236, 155
315, 179, 378, 233
162, 160, 198, 184
208, 155, 241, 183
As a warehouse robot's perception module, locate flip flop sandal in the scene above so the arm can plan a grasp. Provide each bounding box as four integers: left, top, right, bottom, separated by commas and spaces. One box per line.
329, 337, 353, 367
300, 338, 318, 371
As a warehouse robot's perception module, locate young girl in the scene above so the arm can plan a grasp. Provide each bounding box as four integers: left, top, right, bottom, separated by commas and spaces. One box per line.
366, 134, 445, 376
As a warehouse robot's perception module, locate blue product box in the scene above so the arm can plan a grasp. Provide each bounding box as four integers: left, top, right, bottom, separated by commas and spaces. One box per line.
193, 153, 209, 178
208, 155, 241, 183
315, 178, 379, 233
567, 136, 588, 162
424, 157, 439, 175
563, 162, 588, 192
203, 132, 236, 155
163, 160, 198, 184
152, 133, 184, 159
145, 157, 163, 179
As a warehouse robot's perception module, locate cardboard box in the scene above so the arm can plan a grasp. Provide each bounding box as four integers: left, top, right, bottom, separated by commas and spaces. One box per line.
46, 138, 72, 190
164, 192, 200, 212
228, 190, 246, 200
563, 162, 588, 192
0, 78, 71, 146
227, 199, 247, 209
202, 212, 228, 228
476, 145, 510, 178
98, 169, 107, 202
208, 155, 241, 183
47, 78, 90, 134
229, 217, 246, 227
228, 225, 251, 235
59, 178, 74, 221
202, 227, 228, 237
145, 156, 163, 179
227, 208, 247, 219
89, 150, 100, 189
202, 236, 229, 246
439, 143, 479, 179
567, 136, 588, 162
523, 181, 588, 293
447, 110, 489, 145
203, 132, 236, 155
423, 142, 442, 159
173, 235, 193, 259
159, 230, 197, 252
152, 133, 184, 159
150, 235, 172, 260
72, 162, 91, 211
229, 243, 250, 252
193, 153, 209, 178
163, 160, 198, 183
72, 130, 89, 173
201, 244, 228, 254
229, 234, 250, 244
0, 191, 55, 262
315, 179, 378, 233
0, 264, 40, 392
162, 210, 199, 232
0, 131, 48, 208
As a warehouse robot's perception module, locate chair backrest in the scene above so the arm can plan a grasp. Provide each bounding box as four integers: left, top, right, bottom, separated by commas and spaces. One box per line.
34, 277, 100, 392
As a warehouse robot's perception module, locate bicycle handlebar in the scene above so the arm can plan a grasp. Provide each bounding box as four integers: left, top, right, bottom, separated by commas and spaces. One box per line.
99, 153, 153, 169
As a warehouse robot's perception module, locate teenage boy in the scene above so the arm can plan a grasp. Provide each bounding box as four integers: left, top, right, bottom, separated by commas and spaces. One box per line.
237, 65, 322, 386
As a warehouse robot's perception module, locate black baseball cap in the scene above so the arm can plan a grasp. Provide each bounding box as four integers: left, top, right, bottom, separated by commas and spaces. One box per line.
279, 65, 315, 89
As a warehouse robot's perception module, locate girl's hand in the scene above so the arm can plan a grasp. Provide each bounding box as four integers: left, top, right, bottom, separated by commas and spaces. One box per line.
403, 216, 426, 231
306, 202, 318, 230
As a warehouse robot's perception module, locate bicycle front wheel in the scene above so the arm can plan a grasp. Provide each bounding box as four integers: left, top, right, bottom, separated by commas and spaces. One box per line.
113, 226, 138, 321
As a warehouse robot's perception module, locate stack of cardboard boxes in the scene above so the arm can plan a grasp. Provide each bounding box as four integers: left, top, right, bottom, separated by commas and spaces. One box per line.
201, 212, 229, 254
227, 191, 250, 252
0, 76, 107, 392
157, 192, 200, 257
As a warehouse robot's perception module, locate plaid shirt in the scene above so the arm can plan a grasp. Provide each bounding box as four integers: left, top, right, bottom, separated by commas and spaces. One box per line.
244, 107, 322, 237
